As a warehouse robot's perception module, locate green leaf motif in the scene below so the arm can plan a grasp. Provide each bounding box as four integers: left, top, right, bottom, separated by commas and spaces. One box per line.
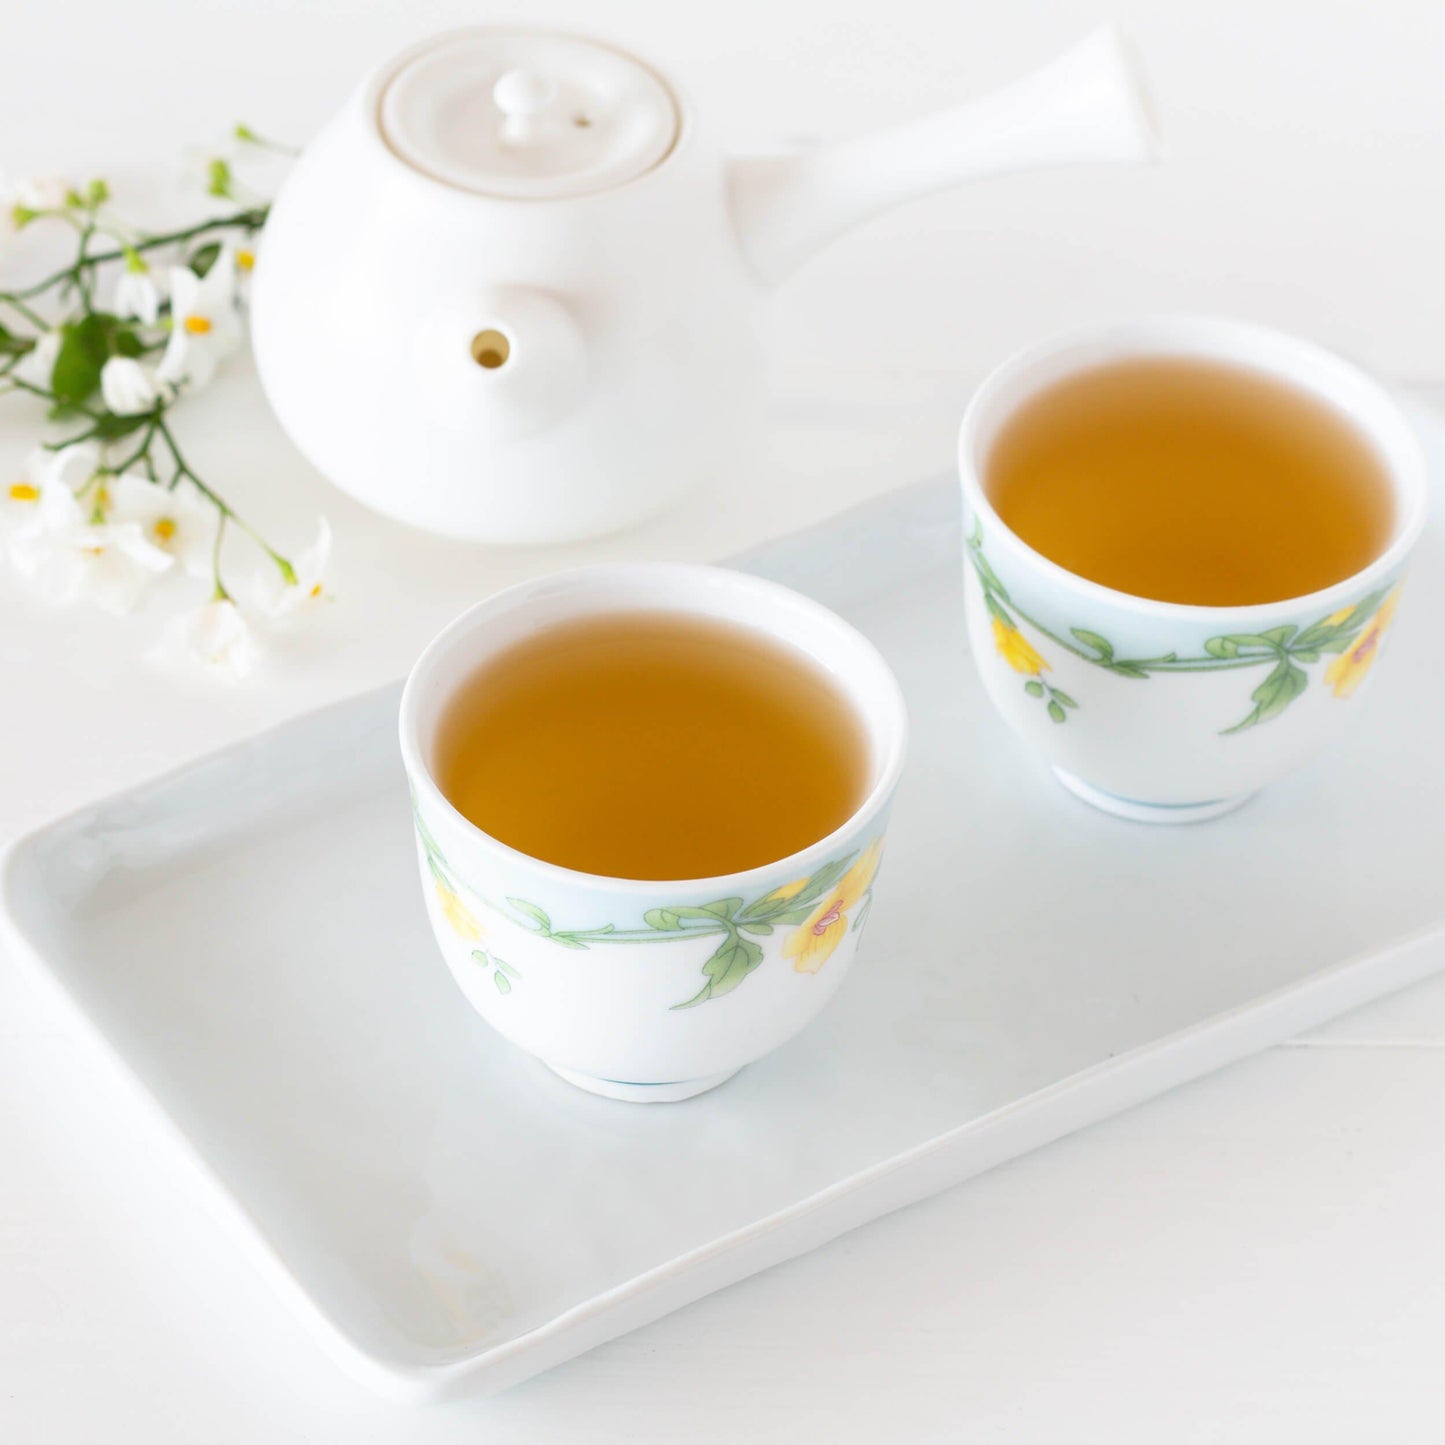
1259, 625, 1298, 647
699, 897, 743, 921
1222, 659, 1308, 734
1024, 679, 1045, 697
494, 972, 512, 994
507, 897, 552, 933
1051, 688, 1077, 708
740, 922, 773, 936
644, 907, 683, 931
1204, 637, 1241, 659
673, 933, 764, 1010
1071, 628, 1114, 661
968, 545, 1009, 600
1047, 699, 1066, 724
982, 591, 1011, 626
769, 904, 815, 926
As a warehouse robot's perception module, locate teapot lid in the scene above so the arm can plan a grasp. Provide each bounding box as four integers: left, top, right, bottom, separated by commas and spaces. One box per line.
378, 30, 680, 199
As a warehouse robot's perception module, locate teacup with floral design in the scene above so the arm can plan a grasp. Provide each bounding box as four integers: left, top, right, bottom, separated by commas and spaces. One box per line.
399, 563, 907, 1101
959, 316, 1428, 822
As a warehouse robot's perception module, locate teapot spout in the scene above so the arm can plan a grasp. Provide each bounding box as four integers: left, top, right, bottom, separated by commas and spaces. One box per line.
728, 25, 1160, 284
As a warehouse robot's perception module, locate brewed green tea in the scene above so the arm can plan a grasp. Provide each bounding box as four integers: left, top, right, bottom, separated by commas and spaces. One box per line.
986, 358, 1394, 606
434, 611, 868, 880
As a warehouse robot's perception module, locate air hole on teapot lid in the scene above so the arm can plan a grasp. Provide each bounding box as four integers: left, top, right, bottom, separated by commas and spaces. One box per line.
471, 329, 511, 370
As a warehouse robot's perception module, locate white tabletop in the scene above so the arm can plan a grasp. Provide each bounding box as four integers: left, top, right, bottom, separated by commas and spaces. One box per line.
4, 0, 1445, 1438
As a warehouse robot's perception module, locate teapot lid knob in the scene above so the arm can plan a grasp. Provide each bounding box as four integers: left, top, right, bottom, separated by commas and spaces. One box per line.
378, 29, 680, 200
493, 69, 559, 142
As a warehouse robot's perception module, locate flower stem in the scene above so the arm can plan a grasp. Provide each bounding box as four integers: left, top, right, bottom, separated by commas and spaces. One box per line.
0, 208, 268, 304
154, 414, 295, 582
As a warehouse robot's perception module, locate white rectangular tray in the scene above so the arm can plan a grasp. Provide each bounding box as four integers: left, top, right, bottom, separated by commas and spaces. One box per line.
5, 409, 1445, 1402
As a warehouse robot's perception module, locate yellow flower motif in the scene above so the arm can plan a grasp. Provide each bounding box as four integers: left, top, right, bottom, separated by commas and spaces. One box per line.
8, 481, 39, 503
1325, 588, 1401, 700
991, 615, 1048, 676
783, 839, 883, 975
435, 878, 483, 941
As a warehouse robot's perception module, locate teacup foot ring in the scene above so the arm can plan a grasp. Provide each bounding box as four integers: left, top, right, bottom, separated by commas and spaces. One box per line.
1052, 767, 1253, 825
546, 1063, 742, 1103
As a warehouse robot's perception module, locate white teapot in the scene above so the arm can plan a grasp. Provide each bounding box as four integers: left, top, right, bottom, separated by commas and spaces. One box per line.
251, 26, 1157, 544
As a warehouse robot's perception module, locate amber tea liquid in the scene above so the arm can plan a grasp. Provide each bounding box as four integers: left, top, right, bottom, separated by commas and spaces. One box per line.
434, 611, 869, 880
985, 358, 1395, 606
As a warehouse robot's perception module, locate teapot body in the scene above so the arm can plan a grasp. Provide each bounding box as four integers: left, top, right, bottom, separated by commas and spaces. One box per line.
254, 25, 1159, 545
252, 67, 766, 544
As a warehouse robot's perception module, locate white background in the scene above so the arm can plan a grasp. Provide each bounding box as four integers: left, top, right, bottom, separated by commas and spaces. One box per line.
4, 0, 1445, 1438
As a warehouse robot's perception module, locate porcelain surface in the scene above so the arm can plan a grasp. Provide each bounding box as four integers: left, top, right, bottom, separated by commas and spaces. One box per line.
960, 317, 1429, 817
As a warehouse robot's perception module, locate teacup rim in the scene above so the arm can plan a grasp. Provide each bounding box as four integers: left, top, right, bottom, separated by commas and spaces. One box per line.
398, 561, 908, 896
958, 313, 1430, 623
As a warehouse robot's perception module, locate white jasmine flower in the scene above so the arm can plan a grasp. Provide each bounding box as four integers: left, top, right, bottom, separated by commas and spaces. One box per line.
156, 250, 240, 392
113, 255, 162, 326
252, 518, 331, 622
11, 330, 61, 390
0, 174, 70, 241
107, 474, 218, 580
5, 457, 173, 613
233, 236, 258, 289
100, 356, 166, 416
0, 449, 49, 533
157, 598, 259, 680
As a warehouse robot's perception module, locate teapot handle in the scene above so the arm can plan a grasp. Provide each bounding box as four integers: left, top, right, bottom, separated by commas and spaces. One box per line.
730, 26, 1160, 284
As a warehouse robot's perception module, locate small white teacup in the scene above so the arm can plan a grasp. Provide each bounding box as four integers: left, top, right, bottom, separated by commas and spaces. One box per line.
959, 316, 1429, 822
399, 563, 907, 1101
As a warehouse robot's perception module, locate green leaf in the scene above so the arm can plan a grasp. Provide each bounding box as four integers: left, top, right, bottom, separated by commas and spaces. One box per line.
50, 313, 116, 405
506, 898, 552, 933
206, 158, 233, 199
91, 412, 148, 441
1221, 658, 1309, 734
740, 922, 773, 936
493, 971, 512, 995
1259, 625, 1298, 647
470, 949, 490, 966
0, 324, 35, 358
1050, 688, 1077, 708
1204, 637, 1241, 659
1024, 679, 1044, 697
113, 327, 143, 358
673, 932, 764, 1009
1047, 699, 1066, 724
493, 956, 520, 978
699, 897, 743, 921
1108, 661, 1150, 679
1070, 628, 1114, 660
644, 907, 683, 931
189, 241, 221, 278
